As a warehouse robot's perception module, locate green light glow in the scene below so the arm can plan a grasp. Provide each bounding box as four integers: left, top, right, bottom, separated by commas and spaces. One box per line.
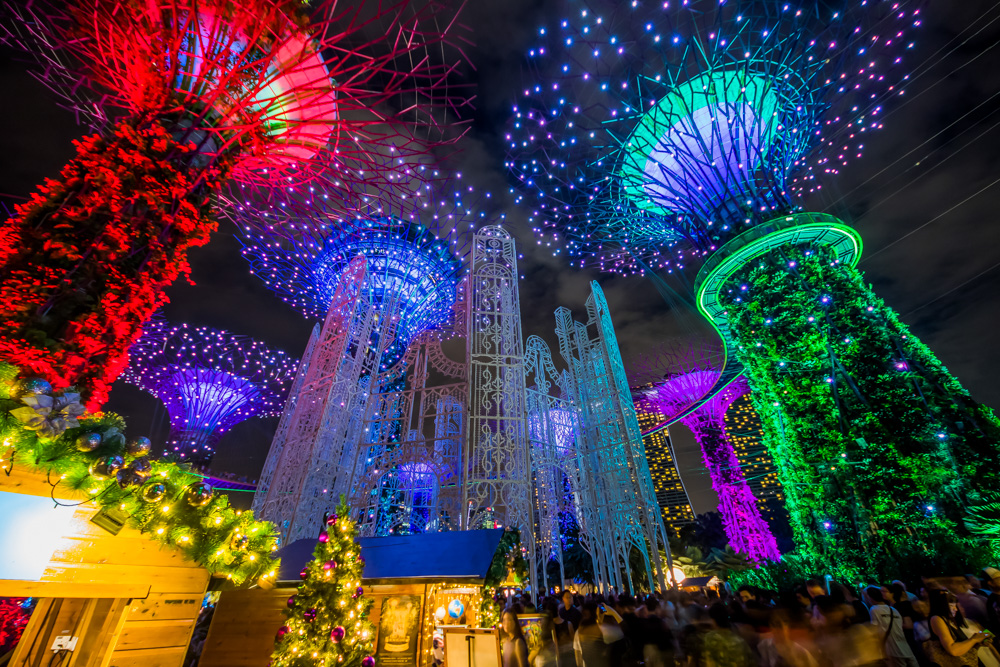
620, 70, 780, 218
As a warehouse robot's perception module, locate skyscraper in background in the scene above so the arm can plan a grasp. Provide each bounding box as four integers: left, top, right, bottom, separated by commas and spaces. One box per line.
724, 394, 785, 526
633, 397, 694, 534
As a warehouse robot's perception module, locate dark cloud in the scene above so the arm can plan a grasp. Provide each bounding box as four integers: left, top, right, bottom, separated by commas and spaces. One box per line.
0, 2, 997, 520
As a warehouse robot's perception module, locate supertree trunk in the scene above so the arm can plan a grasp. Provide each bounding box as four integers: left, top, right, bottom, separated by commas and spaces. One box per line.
714, 227, 1000, 578
679, 380, 780, 563
0, 120, 230, 408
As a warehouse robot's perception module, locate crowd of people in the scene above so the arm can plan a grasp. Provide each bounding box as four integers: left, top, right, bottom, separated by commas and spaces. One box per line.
497, 568, 1000, 667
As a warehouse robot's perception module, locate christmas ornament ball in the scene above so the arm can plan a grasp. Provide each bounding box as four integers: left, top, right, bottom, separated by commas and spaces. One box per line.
303, 608, 317, 622
130, 458, 152, 476
275, 626, 289, 642
331, 626, 345, 643
299, 568, 308, 579
15, 377, 51, 397
354, 586, 364, 598
362, 656, 376, 667
287, 595, 296, 608
126, 436, 152, 457
184, 482, 213, 507
326, 513, 339, 526
75, 432, 102, 452
89, 455, 124, 481
323, 560, 336, 571
141, 482, 167, 502
318, 531, 329, 543
447, 599, 465, 619
116, 468, 140, 489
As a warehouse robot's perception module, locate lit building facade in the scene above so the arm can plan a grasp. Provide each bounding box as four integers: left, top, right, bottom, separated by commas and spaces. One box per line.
632, 397, 693, 534
724, 393, 784, 525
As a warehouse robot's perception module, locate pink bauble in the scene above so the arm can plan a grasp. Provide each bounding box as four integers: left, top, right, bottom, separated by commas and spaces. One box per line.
362, 656, 376, 667
323, 560, 337, 571
287, 595, 296, 608
318, 531, 328, 543
330, 626, 345, 643
299, 568, 308, 579
275, 626, 290, 642
326, 514, 339, 526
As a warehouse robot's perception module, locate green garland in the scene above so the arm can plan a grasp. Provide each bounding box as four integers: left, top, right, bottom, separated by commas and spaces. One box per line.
719, 244, 1000, 579
480, 528, 528, 627
0, 363, 278, 585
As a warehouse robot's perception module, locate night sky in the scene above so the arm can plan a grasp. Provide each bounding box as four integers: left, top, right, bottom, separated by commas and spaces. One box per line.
1, 2, 998, 515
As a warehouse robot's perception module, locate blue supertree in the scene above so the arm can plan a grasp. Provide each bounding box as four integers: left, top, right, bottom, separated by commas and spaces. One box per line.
238, 180, 494, 370
505, 1, 1000, 579
123, 320, 297, 465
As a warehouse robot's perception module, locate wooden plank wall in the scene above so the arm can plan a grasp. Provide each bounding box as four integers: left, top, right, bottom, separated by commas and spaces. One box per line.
0, 466, 210, 667
199, 587, 292, 667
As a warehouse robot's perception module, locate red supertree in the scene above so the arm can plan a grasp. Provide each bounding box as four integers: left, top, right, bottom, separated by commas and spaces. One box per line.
0, 0, 470, 408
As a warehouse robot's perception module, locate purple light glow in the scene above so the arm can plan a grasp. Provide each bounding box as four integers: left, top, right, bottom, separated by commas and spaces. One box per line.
123, 319, 297, 465
629, 341, 779, 562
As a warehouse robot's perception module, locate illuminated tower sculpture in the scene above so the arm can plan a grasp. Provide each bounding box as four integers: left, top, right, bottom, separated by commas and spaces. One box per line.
506, 0, 998, 576
247, 215, 467, 542
524, 336, 579, 592
464, 227, 533, 550
631, 341, 779, 562
0, 0, 467, 407
555, 282, 671, 592
122, 320, 297, 464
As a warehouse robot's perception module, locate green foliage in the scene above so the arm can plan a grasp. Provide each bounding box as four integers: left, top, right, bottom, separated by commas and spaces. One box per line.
0, 363, 278, 585
725, 554, 816, 592
272, 497, 375, 667
720, 243, 1000, 580
480, 528, 527, 627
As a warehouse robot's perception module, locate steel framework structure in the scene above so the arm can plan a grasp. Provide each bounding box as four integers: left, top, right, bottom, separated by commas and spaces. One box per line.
524, 334, 576, 593
555, 283, 671, 592
252, 256, 382, 541
463, 227, 536, 584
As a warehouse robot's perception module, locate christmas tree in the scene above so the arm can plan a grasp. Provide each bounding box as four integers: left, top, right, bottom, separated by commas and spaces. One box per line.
272, 497, 375, 667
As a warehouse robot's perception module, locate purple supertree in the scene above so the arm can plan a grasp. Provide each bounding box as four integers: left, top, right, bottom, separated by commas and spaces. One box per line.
122, 320, 297, 465
630, 341, 779, 562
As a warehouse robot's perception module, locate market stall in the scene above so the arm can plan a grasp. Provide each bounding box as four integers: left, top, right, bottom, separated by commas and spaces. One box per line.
200, 529, 509, 667
0, 465, 210, 667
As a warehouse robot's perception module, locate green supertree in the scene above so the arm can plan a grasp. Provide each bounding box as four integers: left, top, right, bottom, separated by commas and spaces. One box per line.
272, 497, 375, 667
717, 235, 999, 579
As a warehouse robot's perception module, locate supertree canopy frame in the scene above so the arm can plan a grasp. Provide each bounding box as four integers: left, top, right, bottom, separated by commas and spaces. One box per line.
238, 182, 490, 370
123, 320, 297, 464
506, 0, 919, 274
506, 1, 1000, 578
0, 0, 469, 407
629, 341, 779, 563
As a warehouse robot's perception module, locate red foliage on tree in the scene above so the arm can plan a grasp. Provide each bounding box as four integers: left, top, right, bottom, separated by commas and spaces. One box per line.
0, 121, 230, 408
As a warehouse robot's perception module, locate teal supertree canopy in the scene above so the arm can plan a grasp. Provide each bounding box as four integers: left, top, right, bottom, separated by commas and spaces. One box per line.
506, 0, 921, 274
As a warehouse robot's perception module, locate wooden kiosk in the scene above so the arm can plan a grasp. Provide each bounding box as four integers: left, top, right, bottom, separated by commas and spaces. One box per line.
200, 529, 506, 667
0, 466, 210, 667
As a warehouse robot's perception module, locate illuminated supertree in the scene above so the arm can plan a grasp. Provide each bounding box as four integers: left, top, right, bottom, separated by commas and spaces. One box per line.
238, 198, 474, 371
629, 341, 779, 563
122, 319, 297, 465
0, 0, 468, 407
507, 1, 1000, 577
